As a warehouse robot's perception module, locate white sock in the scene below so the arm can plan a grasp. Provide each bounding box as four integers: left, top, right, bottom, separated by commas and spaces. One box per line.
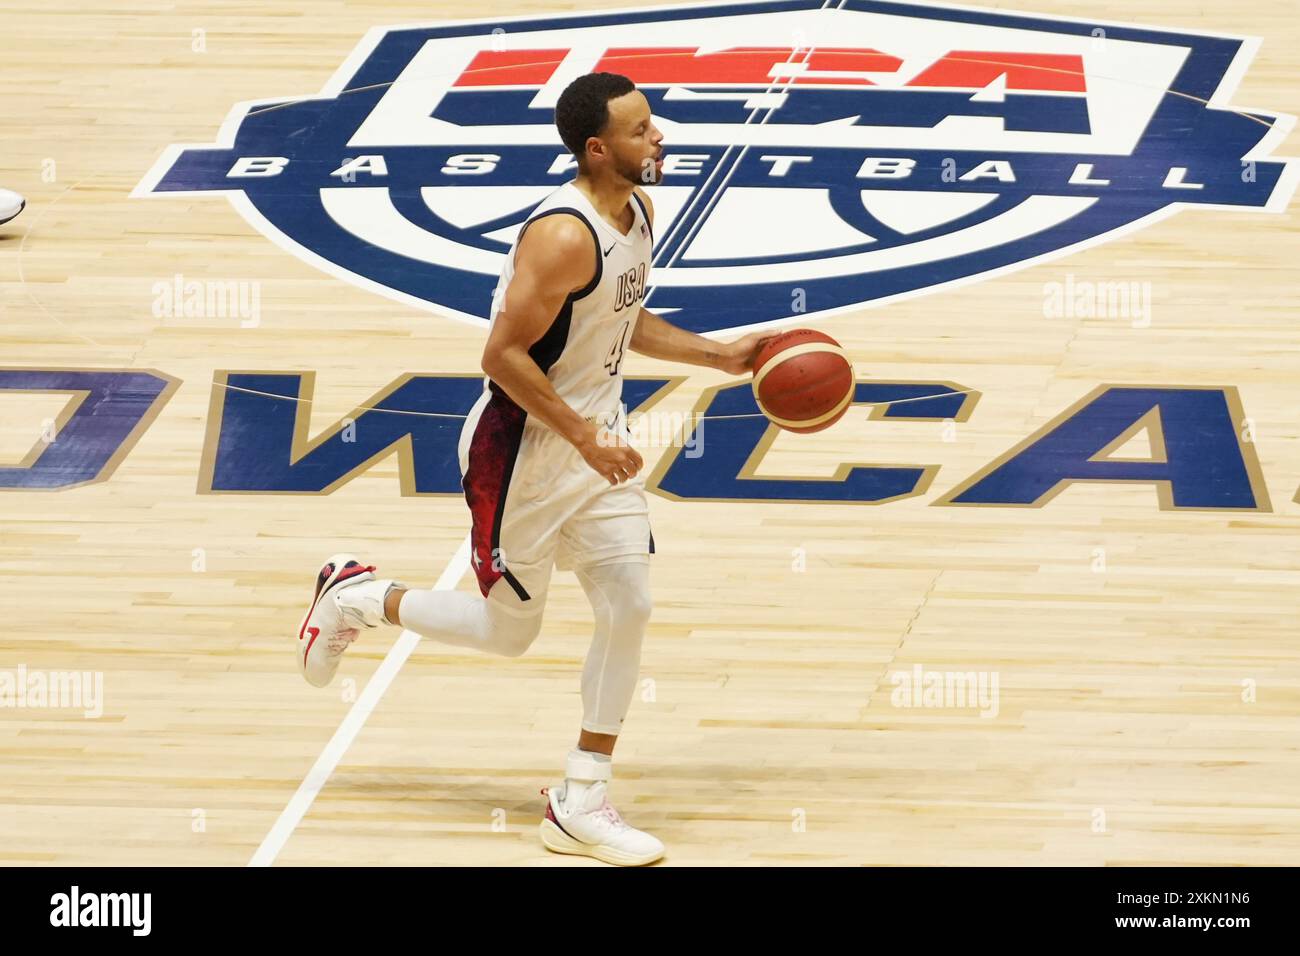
335, 578, 399, 629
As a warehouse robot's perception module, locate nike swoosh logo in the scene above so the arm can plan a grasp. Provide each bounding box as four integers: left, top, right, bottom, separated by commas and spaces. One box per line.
302, 626, 321, 666
603, 243, 615, 257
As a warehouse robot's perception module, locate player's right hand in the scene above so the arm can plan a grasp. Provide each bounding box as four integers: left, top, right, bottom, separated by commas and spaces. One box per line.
577, 428, 643, 485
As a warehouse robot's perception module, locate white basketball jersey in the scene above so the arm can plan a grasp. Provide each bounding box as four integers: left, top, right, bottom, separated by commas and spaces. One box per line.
484, 180, 653, 423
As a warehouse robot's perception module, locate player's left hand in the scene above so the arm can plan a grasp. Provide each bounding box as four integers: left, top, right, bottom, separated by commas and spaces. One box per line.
717, 332, 782, 375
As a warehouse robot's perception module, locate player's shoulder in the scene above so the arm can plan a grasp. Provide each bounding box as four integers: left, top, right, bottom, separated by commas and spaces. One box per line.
519, 210, 595, 255
633, 186, 655, 226
514, 212, 597, 291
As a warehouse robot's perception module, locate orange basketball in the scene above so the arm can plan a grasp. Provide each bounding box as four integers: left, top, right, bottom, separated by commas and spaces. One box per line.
751, 329, 854, 434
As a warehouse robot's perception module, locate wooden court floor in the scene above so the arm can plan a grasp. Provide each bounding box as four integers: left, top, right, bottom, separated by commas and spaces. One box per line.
1, 0, 1298, 865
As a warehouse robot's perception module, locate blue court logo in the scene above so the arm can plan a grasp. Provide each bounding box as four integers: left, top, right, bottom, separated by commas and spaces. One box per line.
134, 0, 1297, 334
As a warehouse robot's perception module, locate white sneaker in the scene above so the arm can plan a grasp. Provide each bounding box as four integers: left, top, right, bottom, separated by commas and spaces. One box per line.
0, 189, 25, 225
539, 781, 665, 866
295, 553, 387, 687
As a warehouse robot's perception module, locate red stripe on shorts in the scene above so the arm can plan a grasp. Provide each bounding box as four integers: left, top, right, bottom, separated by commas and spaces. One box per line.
462, 384, 532, 601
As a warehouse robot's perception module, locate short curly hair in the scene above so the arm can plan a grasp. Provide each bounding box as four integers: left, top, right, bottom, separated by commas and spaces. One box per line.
555, 72, 637, 164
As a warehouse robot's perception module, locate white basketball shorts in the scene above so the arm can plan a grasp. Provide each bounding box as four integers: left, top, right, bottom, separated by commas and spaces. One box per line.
458, 384, 654, 611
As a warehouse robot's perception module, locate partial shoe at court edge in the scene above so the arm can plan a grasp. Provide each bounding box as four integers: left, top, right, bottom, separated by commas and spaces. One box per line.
0, 189, 25, 225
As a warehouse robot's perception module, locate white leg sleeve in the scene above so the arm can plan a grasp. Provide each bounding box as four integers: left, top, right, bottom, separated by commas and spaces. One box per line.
572, 558, 652, 735
398, 587, 544, 658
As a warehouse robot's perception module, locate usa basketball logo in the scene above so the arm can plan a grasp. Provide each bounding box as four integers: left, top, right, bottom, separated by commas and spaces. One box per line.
133, 0, 1297, 334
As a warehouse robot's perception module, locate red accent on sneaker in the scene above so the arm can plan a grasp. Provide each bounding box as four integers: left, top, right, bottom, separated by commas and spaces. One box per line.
297, 563, 377, 642
298, 566, 335, 642
541, 788, 559, 824
315, 564, 335, 595
302, 627, 321, 666
542, 788, 577, 839
335, 564, 376, 584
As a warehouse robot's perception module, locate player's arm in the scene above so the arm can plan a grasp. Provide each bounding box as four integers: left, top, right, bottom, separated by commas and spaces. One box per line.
481, 216, 642, 485
629, 307, 778, 375
628, 186, 778, 375
629, 307, 726, 367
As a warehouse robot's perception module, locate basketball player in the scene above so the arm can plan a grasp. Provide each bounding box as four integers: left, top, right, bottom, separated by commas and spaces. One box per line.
296, 73, 777, 866
0, 188, 24, 225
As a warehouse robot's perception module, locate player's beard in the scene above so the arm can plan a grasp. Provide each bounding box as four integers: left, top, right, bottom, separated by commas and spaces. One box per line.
617, 152, 662, 187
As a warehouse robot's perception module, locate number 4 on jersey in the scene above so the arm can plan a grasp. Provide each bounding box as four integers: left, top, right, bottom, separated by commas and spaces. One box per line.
605, 319, 631, 376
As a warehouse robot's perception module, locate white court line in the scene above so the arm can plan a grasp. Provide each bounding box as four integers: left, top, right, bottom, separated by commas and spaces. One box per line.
249, 533, 472, 867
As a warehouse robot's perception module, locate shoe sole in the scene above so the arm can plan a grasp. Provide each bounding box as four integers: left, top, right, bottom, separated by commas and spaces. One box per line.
538, 819, 664, 866
297, 552, 371, 686
0, 201, 25, 225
